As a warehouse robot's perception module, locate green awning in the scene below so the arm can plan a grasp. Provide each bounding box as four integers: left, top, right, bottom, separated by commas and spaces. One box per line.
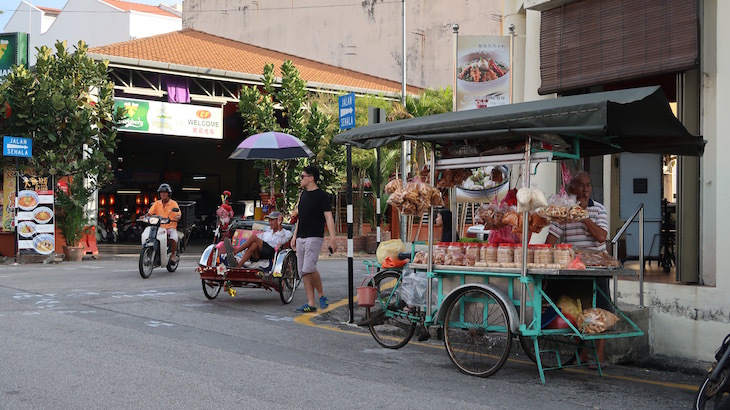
333, 86, 705, 157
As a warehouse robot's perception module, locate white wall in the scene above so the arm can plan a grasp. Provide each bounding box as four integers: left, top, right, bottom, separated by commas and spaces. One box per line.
129, 11, 181, 40
183, 0, 503, 89
4, 0, 181, 67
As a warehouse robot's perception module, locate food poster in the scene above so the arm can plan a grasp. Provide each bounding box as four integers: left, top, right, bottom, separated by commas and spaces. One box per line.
456, 35, 511, 111
2, 167, 16, 231
15, 174, 55, 255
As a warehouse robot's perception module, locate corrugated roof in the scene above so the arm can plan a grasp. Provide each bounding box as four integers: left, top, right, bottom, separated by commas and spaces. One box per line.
89, 29, 420, 95
101, 0, 179, 18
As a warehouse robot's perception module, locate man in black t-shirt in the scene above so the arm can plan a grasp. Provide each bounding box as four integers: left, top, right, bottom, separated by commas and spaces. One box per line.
291, 165, 338, 313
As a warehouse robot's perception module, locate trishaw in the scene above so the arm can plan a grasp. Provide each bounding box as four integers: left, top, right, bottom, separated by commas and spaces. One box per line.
196, 219, 301, 304
334, 86, 705, 383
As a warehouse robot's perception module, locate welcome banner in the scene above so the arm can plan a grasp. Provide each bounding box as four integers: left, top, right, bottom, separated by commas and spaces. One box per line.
114, 98, 223, 139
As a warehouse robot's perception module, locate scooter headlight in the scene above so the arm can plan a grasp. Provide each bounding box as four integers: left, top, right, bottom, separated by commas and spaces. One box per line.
148, 217, 159, 225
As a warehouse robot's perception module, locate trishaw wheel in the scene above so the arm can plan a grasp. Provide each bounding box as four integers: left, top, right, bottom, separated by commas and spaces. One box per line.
139, 247, 155, 279
279, 252, 298, 304
365, 270, 415, 349
443, 287, 512, 377
202, 280, 222, 299
518, 335, 577, 368
695, 364, 730, 410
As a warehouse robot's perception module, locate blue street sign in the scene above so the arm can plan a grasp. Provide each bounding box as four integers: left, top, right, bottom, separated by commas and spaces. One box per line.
3, 136, 32, 158
339, 93, 356, 130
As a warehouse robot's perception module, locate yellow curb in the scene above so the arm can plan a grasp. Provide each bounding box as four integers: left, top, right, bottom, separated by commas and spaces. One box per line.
294, 297, 700, 391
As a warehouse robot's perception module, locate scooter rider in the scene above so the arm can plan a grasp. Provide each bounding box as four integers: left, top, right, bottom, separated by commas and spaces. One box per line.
146, 183, 182, 264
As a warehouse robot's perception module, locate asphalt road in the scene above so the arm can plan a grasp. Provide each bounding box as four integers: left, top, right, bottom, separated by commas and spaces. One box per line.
0, 243, 706, 409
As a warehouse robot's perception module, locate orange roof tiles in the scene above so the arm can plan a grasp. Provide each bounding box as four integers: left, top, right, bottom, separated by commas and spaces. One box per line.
89, 29, 420, 95
36, 6, 62, 14
101, 0, 179, 18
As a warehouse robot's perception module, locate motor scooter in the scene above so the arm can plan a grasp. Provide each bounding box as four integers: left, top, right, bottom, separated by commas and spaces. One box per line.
695, 333, 730, 409
138, 209, 180, 278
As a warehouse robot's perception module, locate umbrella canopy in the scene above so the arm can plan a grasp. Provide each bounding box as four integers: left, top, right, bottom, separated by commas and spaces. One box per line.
229, 131, 314, 160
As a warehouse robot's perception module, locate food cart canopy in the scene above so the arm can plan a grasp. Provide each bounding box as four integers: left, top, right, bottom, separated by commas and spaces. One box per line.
333, 86, 705, 157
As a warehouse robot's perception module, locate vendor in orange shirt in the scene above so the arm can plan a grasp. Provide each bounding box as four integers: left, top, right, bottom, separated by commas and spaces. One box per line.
146, 183, 182, 264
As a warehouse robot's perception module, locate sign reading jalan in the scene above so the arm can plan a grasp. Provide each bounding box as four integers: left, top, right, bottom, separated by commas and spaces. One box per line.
3, 136, 32, 158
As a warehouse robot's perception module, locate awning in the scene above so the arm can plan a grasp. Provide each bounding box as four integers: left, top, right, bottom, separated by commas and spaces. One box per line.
333, 86, 706, 157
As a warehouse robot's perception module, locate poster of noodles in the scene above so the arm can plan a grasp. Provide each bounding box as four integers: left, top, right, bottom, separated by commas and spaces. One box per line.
15, 174, 55, 256
456, 35, 511, 111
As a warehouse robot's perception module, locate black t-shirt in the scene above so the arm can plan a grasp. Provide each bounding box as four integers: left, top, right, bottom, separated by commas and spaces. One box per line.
297, 188, 332, 238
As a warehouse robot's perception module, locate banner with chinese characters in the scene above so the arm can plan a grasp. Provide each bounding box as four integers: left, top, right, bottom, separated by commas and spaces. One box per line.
114, 98, 223, 139
15, 174, 55, 256
456, 35, 511, 111
2, 167, 16, 231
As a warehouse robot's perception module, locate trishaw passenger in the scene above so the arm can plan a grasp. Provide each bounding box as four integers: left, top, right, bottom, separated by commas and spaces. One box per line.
292, 165, 338, 313
146, 183, 182, 265
546, 171, 610, 368
224, 211, 292, 268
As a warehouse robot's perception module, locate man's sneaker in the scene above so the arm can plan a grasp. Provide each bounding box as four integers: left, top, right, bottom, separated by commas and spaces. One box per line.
295, 304, 317, 313
224, 238, 236, 267
319, 296, 329, 309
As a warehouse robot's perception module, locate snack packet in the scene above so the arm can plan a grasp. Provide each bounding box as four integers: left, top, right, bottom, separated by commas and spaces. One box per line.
577, 308, 620, 334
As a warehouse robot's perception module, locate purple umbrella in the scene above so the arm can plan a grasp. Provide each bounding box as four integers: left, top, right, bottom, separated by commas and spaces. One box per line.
229, 131, 314, 160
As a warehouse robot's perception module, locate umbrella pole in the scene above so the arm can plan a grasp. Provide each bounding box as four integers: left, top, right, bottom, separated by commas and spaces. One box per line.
270, 161, 275, 210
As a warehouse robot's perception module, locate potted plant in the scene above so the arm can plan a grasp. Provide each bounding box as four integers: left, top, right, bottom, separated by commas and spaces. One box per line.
55, 177, 93, 261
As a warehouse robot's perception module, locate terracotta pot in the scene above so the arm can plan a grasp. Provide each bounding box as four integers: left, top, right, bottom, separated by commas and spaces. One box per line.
365, 231, 392, 254
63, 245, 85, 262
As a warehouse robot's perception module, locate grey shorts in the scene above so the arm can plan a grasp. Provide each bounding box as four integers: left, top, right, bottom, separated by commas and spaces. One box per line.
296, 237, 323, 276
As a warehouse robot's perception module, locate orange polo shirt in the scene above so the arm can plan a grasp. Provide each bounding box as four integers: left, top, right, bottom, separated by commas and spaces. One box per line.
148, 199, 181, 229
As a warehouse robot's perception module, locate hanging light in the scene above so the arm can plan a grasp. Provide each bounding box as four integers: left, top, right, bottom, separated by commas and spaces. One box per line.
109, 194, 115, 205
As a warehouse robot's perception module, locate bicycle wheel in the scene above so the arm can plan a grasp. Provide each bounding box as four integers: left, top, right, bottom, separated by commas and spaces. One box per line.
202, 280, 222, 299
279, 252, 299, 304
365, 270, 415, 349
518, 335, 578, 368
443, 286, 512, 377
139, 247, 155, 279
695, 364, 730, 409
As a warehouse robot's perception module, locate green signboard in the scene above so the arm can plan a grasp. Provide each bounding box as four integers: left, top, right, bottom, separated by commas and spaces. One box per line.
0, 32, 29, 82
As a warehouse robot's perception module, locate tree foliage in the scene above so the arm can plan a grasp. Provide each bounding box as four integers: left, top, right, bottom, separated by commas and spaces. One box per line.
0, 40, 121, 188
238, 60, 345, 212
0, 41, 123, 245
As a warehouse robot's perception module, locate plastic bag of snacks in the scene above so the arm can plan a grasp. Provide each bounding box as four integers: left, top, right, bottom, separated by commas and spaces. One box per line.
376, 239, 405, 264
577, 308, 620, 334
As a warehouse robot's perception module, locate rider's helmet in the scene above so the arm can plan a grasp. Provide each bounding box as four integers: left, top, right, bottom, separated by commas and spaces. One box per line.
157, 183, 172, 194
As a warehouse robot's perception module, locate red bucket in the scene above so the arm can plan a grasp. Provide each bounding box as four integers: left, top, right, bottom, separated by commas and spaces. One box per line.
357, 276, 377, 308
357, 286, 377, 308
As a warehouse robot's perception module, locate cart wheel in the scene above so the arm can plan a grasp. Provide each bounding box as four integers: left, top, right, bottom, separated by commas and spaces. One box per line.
279, 252, 299, 304
443, 286, 512, 377
202, 280, 222, 299
365, 270, 415, 349
139, 247, 155, 279
518, 335, 578, 368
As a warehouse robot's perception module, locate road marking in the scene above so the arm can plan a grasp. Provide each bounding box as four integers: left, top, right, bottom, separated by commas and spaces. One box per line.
265, 314, 293, 322
294, 297, 701, 392
145, 320, 174, 328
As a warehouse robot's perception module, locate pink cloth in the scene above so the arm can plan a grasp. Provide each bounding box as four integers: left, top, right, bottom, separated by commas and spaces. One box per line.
165, 76, 190, 103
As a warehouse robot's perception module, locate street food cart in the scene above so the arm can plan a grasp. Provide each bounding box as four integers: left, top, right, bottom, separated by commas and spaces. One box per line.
334, 86, 705, 383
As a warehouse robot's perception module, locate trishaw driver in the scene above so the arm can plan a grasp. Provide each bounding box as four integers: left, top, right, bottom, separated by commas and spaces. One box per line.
146, 183, 182, 264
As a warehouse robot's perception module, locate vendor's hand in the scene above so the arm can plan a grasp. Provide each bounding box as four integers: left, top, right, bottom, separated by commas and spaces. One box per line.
328, 238, 338, 253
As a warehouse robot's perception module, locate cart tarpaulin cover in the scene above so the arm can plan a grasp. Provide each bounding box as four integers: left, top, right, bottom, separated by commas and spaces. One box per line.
333, 86, 705, 157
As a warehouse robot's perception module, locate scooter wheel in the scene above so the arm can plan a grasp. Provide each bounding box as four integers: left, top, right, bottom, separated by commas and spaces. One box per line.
139, 247, 155, 278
